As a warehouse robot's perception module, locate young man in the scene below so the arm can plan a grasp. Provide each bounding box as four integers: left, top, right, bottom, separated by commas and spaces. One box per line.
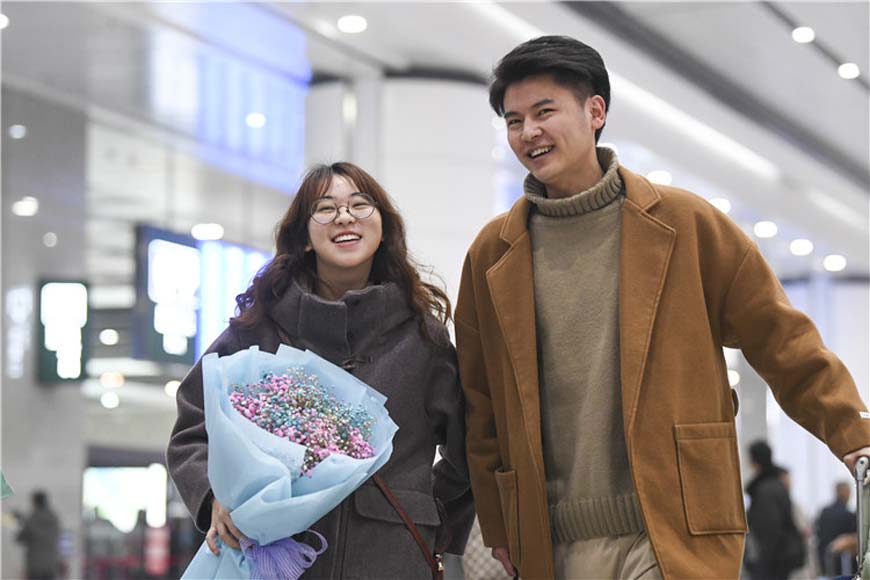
455, 35, 870, 579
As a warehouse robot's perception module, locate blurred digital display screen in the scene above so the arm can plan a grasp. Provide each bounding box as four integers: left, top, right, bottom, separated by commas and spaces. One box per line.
133, 225, 271, 364
37, 281, 88, 382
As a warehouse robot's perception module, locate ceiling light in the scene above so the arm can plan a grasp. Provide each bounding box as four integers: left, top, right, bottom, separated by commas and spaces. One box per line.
165, 380, 181, 398
823, 254, 847, 272
99, 329, 120, 346
609, 75, 780, 182
727, 370, 740, 387
491, 116, 503, 130
647, 170, 672, 185
311, 18, 339, 39
337, 15, 367, 34
491, 146, 505, 161
709, 198, 732, 214
789, 239, 814, 256
8, 124, 27, 139
191, 223, 224, 241
753, 221, 778, 238
12, 196, 39, 217
838, 63, 860, 80
0, 14, 8, 30
245, 112, 266, 129
100, 392, 120, 409
42, 232, 58, 248
791, 26, 815, 43
100, 372, 125, 389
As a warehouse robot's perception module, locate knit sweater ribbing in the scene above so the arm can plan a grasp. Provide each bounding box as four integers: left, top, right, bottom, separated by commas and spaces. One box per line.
525, 148, 644, 543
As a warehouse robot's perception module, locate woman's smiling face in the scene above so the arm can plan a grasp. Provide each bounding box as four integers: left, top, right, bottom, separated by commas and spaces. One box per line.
307, 175, 383, 282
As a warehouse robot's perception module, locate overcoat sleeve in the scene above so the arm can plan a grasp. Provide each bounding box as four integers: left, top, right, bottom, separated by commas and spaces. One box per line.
427, 327, 475, 555
721, 243, 870, 458
166, 327, 242, 532
455, 252, 509, 548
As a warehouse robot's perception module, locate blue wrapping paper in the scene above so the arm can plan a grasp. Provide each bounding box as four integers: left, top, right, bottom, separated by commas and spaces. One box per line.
182, 345, 398, 579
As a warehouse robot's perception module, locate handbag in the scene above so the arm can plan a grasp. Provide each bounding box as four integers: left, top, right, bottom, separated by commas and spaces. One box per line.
373, 474, 445, 580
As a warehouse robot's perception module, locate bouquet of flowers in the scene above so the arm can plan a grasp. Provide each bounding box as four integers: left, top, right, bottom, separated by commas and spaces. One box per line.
182, 345, 399, 580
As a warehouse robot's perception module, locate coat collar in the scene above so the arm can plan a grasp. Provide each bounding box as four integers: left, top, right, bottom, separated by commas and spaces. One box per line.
498, 165, 661, 245
490, 165, 674, 447
267, 278, 413, 363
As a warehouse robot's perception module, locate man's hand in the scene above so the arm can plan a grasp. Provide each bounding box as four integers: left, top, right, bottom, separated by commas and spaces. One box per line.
491, 546, 516, 577
831, 532, 859, 555
842, 446, 870, 473
206, 497, 246, 555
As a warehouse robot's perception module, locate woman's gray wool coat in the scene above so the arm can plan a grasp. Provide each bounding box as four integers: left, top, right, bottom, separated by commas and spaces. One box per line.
167, 280, 475, 579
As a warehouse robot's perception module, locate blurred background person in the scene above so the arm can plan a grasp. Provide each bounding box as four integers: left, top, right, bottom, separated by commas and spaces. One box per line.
815, 481, 857, 577
14, 490, 61, 580
745, 441, 806, 580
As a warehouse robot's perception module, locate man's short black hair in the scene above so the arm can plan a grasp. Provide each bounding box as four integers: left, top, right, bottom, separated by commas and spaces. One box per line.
489, 35, 611, 142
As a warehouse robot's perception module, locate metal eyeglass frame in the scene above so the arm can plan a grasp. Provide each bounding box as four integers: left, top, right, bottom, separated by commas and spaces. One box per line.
309, 192, 379, 225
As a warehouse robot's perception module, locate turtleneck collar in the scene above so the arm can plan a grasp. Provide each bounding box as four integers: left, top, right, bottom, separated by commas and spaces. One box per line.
523, 147, 624, 217
267, 278, 413, 365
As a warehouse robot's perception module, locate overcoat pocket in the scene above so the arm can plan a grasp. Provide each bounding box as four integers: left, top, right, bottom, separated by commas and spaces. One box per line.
494, 468, 521, 566
674, 422, 748, 535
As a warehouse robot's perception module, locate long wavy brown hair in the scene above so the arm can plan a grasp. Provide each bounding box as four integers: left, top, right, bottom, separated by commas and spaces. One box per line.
232, 162, 451, 340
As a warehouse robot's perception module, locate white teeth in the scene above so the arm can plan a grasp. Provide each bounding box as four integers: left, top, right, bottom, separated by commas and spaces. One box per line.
333, 234, 361, 243
529, 146, 553, 158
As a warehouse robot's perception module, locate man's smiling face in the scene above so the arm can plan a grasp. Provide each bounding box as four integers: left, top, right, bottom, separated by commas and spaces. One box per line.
503, 74, 605, 197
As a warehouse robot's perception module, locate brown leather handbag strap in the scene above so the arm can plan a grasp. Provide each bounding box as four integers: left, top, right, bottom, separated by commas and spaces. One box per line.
372, 474, 444, 579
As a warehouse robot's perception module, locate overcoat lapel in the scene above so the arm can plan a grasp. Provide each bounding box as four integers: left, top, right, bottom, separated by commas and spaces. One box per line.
618, 168, 676, 442
485, 198, 544, 462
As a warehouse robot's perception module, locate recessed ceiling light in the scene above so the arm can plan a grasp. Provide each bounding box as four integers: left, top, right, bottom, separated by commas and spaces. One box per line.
753, 221, 778, 238
646, 170, 672, 185
246, 112, 266, 129
99, 329, 120, 346
789, 239, 814, 256
337, 15, 367, 34
491, 146, 505, 161
8, 125, 27, 139
823, 254, 847, 272
491, 116, 503, 130
0, 14, 9, 30
791, 26, 815, 43
100, 392, 120, 409
100, 372, 125, 389
727, 370, 740, 387
165, 380, 181, 398
838, 63, 860, 80
191, 223, 224, 241
42, 232, 58, 248
709, 198, 732, 214
12, 196, 39, 217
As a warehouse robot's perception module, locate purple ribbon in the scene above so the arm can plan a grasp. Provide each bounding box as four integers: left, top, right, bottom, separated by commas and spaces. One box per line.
240, 531, 327, 580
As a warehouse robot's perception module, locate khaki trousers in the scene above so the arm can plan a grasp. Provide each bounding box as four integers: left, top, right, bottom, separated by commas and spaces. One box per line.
553, 531, 662, 580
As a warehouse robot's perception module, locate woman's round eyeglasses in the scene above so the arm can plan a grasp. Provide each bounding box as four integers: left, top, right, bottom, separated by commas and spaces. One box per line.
309, 192, 378, 225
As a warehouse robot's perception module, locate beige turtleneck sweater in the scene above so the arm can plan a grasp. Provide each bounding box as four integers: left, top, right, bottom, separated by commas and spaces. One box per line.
525, 147, 644, 544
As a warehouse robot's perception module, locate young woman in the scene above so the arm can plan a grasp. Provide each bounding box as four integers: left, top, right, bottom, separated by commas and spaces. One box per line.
167, 162, 473, 578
